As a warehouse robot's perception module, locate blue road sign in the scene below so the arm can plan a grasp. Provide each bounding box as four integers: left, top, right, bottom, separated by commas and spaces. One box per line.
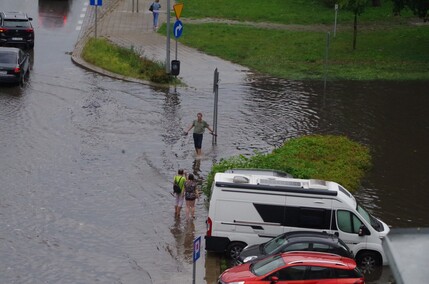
193, 236, 201, 262
174, 20, 183, 38
90, 0, 102, 6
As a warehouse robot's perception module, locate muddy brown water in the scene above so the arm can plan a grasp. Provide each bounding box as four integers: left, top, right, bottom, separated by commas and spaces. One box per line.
1, 71, 428, 283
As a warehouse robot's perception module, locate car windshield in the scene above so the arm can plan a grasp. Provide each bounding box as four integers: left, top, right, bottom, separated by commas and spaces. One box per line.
0, 52, 16, 64
4, 20, 31, 28
250, 254, 285, 276
357, 203, 383, 232
263, 234, 288, 254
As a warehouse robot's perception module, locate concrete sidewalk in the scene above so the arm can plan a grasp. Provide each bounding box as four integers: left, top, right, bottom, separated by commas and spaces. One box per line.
72, 0, 249, 89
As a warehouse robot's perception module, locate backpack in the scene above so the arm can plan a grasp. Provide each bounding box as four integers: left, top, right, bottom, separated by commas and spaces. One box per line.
173, 176, 184, 194
149, 3, 154, 12
185, 181, 197, 199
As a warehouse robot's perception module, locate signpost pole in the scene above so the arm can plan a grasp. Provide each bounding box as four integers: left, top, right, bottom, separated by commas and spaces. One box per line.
166, 0, 171, 73
95, 6, 97, 38
212, 68, 219, 145
90, 0, 102, 38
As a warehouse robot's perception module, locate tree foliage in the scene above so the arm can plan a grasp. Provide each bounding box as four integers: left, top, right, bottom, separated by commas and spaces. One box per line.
392, 0, 429, 21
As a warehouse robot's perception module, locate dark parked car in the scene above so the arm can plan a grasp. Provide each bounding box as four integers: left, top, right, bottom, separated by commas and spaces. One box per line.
0, 47, 30, 85
236, 231, 354, 265
0, 11, 35, 49
219, 251, 365, 284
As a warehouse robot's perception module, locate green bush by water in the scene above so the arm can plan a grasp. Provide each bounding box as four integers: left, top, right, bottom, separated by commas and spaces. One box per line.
202, 135, 371, 197
82, 37, 178, 84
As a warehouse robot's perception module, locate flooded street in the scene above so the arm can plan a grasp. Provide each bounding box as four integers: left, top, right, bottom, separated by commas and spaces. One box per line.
1, 1, 429, 282
1, 70, 428, 283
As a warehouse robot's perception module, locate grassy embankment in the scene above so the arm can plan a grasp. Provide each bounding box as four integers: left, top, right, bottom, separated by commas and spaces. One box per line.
81, 38, 178, 84
168, 0, 429, 80
203, 135, 372, 196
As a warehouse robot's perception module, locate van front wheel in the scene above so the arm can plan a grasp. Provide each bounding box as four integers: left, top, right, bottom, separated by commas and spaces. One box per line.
226, 242, 246, 260
356, 251, 381, 274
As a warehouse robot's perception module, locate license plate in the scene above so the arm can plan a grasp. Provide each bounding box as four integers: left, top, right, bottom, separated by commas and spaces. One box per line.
0, 71, 7, 75
12, 37, 23, 41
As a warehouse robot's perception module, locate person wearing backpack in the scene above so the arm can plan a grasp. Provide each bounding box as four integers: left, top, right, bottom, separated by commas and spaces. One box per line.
184, 173, 199, 220
173, 169, 186, 217
149, 0, 161, 31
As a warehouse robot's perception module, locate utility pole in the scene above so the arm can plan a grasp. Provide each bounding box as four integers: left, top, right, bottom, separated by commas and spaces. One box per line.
166, 0, 171, 73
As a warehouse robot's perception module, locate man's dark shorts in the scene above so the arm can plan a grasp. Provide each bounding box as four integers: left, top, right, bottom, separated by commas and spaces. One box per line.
193, 133, 203, 149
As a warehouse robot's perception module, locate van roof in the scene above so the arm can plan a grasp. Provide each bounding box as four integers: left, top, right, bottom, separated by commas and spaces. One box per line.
214, 171, 357, 206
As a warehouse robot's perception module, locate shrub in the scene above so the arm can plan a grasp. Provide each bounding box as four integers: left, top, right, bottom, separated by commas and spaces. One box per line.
202, 135, 371, 198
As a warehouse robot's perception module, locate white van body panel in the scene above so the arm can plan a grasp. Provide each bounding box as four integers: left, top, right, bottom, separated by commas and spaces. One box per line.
205, 171, 390, 265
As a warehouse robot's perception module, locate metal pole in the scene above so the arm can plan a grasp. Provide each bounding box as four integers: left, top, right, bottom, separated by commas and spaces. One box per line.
137, 0, 139, 13
166, 0, 171, 73
212, 68, 219, 145
192, 260, 196, 284
334, 4, 338, 37
132, 0, 134, 13
175, 39, 178, 60
95, 6, 97, 38
323, 32, 330, 92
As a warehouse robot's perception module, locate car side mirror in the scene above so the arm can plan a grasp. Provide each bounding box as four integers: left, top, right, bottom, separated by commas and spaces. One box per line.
28, 17, 33, 21
358, 225, 369, 236
270, 276, 279, 284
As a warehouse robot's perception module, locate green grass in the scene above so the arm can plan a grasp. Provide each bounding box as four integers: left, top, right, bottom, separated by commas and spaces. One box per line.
81, 37, 178, 84
167, 0, 429, 80
202, 135, 371, 197
180, 0, 416, 24
172, 23, 429, 80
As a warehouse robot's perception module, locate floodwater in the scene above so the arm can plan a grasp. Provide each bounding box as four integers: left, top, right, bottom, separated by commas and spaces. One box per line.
1, 1, 428, 281
1, 71, 428, 283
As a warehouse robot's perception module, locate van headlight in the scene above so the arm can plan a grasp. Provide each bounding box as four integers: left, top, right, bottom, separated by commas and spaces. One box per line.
243, 255, 258, 263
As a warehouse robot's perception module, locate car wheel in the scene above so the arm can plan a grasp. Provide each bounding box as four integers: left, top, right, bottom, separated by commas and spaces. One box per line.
226, 242, 246, 260
356, 251, 381, 274
19, 73, 26, 87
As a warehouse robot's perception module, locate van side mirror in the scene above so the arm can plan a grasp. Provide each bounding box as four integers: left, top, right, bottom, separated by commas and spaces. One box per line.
358, 225, 369, 236
270, 276, 279, 284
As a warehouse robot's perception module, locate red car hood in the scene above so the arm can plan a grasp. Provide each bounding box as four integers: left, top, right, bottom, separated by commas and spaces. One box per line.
220, 263, 259, 282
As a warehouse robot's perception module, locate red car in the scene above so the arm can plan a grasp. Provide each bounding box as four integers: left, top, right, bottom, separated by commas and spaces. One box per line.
218, 251, 365, 284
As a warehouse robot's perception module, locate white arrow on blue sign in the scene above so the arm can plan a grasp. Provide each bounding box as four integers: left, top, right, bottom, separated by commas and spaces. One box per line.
174, 20, 183, 38
90, 0, 103, 6
193, 236, 201, 262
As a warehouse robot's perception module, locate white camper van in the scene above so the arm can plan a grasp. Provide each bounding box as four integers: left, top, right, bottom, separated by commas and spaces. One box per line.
205, 169, 390, 272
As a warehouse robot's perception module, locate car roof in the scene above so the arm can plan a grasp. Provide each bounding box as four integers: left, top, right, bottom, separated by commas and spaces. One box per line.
1, 11, 30, 20
282, 231, 339, 241
282, 251, 356, 269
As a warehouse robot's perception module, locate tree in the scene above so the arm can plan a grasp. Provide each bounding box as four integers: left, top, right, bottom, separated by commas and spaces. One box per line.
392, 0, 429, 21
339, 0, 370, 50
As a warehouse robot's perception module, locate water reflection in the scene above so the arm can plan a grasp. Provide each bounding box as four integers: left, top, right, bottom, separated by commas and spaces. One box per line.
38, 0, 71, 29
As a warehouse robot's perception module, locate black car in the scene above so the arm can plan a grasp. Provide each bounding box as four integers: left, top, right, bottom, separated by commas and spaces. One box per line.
236, 231, 354, 265
0, 47, 30, 85
0, 11, 35, 49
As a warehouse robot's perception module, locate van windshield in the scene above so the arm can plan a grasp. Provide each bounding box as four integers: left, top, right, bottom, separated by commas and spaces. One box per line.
357, 204, 383, 232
